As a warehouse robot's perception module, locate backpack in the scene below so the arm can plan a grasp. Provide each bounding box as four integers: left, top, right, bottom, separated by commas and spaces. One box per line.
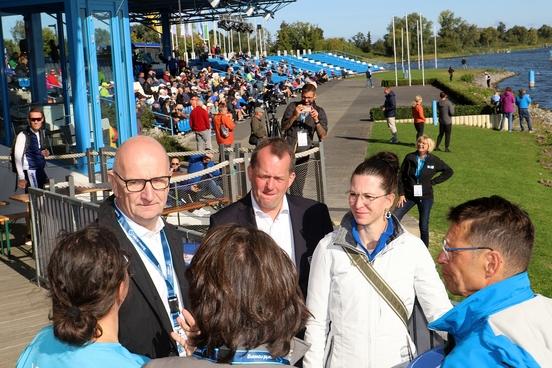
217, 114, 231, 138
10, 130, 31, 173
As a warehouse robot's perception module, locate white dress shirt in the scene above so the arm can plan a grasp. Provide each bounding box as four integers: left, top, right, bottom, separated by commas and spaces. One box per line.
115, 203, 183, 324
251, 194, 295, 262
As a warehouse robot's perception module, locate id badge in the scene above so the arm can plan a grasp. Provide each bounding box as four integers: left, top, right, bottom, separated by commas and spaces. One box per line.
297, 131, 309, 147
413, 184, 423, 197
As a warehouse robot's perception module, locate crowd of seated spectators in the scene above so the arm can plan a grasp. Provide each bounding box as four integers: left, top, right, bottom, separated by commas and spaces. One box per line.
133, 52, 332, 136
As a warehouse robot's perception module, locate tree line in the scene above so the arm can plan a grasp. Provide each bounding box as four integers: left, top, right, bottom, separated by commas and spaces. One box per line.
271, 10, 552, 56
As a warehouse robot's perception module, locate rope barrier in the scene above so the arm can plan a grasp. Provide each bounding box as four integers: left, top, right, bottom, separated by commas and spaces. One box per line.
171, 161, 230, 183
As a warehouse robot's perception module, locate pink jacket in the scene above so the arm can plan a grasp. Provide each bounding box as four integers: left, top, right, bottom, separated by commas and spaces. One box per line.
500, 91, 516, 113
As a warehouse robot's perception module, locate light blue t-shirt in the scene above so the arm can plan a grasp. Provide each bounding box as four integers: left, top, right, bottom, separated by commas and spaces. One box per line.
17, 325, 150, 368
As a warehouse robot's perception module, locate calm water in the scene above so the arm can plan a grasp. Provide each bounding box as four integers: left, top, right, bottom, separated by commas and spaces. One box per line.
441, 48, 552, 109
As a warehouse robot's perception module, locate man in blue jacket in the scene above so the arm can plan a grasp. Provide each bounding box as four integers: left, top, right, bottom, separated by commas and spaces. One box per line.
382, 87, 398, 143
516, 88, 533, 133
428, 196, 552, 367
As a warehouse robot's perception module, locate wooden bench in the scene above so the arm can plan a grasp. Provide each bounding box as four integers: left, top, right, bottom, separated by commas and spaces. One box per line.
161, 197, 230, 217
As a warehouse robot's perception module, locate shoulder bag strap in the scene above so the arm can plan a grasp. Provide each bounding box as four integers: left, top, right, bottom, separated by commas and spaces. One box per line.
341, 245, 408, 327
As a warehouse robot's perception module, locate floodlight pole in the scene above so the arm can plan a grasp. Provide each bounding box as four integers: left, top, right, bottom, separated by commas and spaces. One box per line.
419, 12, 425, 86
238, 31, 242, 52
255, 25, 259, 58
405, 14, 411, 86
247, 30, 251, 56
392, 17, 398, 87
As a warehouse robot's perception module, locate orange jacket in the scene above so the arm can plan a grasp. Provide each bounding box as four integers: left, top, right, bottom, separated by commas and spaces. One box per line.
412, 103, 426, 123
213, 112, 236, 145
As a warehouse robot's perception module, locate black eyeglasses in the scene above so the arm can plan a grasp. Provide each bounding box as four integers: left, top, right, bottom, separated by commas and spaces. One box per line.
29, 118, 43, 122
113, 171, 170, 192
441, 239, 494, 261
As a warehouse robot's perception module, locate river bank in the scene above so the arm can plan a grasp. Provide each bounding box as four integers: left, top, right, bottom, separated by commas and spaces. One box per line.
472, 69, 552, 129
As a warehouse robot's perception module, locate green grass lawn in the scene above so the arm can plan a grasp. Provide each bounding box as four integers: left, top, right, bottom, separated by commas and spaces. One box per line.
366, 122, 552, 297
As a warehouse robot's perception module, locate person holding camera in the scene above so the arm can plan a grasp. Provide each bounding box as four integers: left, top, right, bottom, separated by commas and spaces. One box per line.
249, 107, 267, 146
281, 83, 328, 196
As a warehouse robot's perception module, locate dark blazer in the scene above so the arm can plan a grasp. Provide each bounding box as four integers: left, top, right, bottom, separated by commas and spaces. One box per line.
209, 193, 333, 297
97, 196, 189, 359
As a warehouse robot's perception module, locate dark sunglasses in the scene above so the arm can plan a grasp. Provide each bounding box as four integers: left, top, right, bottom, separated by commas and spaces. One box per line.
29, 118, 43, 122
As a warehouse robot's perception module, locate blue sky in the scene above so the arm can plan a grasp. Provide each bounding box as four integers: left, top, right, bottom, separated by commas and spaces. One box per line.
257, 0, 552, 40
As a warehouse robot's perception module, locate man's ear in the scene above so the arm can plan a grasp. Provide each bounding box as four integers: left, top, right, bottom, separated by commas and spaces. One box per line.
108, 171, 119, 197
484, 250, 503, 280
287, 171, 296, 189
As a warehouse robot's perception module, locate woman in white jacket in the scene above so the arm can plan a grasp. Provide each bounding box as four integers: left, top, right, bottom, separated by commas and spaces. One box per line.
303, 152, 452, 368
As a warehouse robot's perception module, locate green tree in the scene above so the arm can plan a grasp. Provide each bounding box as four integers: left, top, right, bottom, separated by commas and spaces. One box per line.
497, 22, 507, 41
350, 32, 372, 52
438, 10, 466, 51
274, 21, 323, 51
131, 24, 160, 43
479, 27, 499, 47
11, 20, 26, 42
538, 25, 552, 40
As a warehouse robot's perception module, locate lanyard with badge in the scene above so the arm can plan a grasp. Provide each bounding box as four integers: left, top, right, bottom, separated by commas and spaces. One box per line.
413, 156, 425, 197
193, 346, 290, 365
114, 206, 186, 356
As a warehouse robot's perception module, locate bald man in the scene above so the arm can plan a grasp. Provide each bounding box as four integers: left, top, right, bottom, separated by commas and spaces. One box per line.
98, 136, 189, 358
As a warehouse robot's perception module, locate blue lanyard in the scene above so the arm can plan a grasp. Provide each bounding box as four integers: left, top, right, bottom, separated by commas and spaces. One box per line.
113, 206, 181, 325
415, 155, 426, 181
193, 346, 290, 365
351, 217, 394, 261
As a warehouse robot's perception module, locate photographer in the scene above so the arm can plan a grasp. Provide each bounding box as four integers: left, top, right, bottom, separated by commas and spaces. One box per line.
281, 83, 328, 196
249, 107, 267, 146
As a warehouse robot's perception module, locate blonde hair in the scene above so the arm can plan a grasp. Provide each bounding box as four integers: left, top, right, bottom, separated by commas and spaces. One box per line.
417, 135, 435, 153
412, 95, 423, 107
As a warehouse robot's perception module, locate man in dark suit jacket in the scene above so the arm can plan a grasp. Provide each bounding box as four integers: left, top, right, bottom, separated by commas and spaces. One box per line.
210, 138, 333, 296
99, 136, 188, 358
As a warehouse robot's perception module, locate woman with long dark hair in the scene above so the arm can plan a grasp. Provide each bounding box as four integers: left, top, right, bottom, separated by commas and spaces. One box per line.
146, 224, 310, 367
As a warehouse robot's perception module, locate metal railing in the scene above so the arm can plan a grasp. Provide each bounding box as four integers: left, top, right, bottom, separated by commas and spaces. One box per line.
28, 187, 204, 285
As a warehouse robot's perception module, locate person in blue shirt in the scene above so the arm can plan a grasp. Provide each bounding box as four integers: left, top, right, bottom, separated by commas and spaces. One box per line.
515, 88, 533, 133
187, 152, 223, 199
428, 196, 552, 367
17, 226, 150, 368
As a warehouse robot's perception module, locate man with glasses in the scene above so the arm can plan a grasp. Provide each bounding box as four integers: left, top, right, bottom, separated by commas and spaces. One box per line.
427, 195, 552, 367
98, 136, 189, 359
13, 107, 50, 190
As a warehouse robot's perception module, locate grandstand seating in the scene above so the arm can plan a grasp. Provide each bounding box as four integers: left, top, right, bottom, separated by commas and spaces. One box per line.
303, 52, 385, 74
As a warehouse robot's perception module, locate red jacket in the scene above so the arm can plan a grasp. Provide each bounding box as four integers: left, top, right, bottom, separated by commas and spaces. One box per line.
190, 106, 210, 132
412, 103, 426, 123
213, 112, 236, 145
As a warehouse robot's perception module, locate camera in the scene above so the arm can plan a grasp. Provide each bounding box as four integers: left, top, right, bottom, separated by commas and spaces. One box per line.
262, 84, 287, 114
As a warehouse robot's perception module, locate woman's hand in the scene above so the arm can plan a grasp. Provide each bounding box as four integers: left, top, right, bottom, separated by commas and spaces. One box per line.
171, 308, 200, 356
396, 195, 407, 208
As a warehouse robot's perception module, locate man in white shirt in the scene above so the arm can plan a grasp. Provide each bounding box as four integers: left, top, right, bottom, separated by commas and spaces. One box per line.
98, 136, 189, 358
210, 137, 333, 297
13, 108, 50, 190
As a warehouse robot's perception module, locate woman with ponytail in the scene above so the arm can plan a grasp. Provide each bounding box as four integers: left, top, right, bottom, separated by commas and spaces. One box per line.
17, 225, 149, 368
303, 152, 452, 368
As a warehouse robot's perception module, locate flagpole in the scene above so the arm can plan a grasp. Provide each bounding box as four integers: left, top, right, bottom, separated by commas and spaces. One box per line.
392, 17, 398, 87
419, 12, 425, 86
434, 24, 438, 69
405, 14, 411, 86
